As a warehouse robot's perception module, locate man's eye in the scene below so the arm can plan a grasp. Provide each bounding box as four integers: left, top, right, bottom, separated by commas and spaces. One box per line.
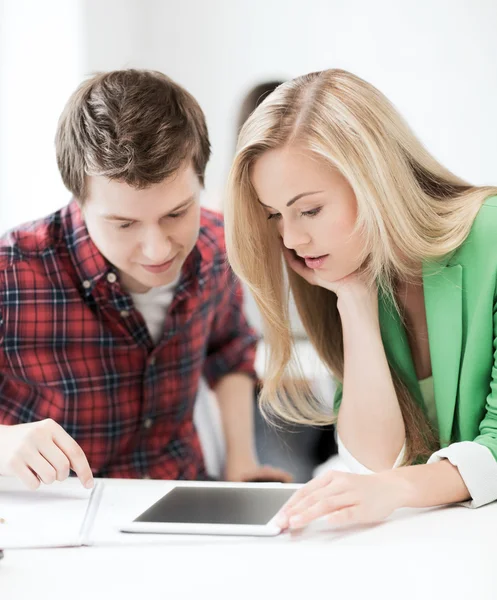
168, 209, 188, 219
267, 213, 281, 221
118, 222, 134, 230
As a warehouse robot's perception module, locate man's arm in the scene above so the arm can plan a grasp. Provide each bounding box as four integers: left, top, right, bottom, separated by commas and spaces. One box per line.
213, 373, 258, 477
214, 372, 292, 482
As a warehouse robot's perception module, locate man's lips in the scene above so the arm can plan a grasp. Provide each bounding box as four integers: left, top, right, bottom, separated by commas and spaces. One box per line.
140, 255, 177, 274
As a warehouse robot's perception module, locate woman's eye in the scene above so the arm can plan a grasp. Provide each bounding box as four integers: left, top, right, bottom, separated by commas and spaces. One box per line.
267, 213, 281, 221
301, 207, 322, 218
118, 222, 134, 230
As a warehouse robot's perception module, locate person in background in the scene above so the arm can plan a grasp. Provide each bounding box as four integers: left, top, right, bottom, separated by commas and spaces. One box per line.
226, 68, 497, 529
0, 69, 291, 489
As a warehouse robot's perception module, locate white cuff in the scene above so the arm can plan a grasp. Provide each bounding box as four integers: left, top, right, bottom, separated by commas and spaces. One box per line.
427, 441, 497, 508
337, 433, 406, 474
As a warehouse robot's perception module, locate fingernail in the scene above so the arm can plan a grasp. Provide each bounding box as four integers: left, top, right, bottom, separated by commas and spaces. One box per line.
84, 478, 94, 489
289, 516, 302, 528
274, 514, 287, 528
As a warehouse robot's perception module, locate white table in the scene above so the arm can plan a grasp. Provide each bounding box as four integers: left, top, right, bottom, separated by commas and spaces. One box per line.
2, 478, 496, 600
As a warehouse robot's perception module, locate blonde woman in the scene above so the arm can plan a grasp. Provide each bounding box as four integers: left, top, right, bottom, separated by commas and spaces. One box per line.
225, 69, 497, 530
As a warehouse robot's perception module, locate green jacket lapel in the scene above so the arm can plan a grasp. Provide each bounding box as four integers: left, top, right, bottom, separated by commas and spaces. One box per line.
378, 289, 421, 405
423, 260, 463, 445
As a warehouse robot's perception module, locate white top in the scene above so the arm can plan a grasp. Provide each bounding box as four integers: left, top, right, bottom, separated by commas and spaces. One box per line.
129, 279, 179, 344
337, 375, 497, 508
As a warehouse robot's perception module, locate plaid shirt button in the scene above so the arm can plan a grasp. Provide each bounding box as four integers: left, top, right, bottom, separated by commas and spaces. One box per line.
143, 418, 153, 429
107, 273, 117, 283
149, 356, 156, 366
82, 280, 91, 289
120, 310, 130, 318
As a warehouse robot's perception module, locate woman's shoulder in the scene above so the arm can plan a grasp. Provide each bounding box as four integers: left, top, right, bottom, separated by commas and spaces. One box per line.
479, 194, 497, 212
465, 194, 497, 246
450, 194, 497, 271
475, 194, 497, 218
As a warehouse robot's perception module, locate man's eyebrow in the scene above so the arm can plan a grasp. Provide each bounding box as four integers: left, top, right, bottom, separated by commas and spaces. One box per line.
103, 196, 196, 221
257, 190, 324, 209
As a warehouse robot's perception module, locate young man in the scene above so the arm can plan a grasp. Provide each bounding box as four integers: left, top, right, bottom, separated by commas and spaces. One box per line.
0, 69, 290, 490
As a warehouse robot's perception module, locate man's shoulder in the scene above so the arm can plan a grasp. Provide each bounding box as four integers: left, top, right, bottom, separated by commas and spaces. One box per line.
199, 207, 225, 244
0, 209, 65, 274
198, 207, 226, 261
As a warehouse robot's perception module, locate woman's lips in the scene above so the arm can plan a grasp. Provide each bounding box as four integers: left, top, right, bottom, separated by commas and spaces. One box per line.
303, 254, 329, 269
141, 255, 177, 274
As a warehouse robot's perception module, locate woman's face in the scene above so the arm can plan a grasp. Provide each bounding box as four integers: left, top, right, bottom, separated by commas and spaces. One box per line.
251, 145, 364, 282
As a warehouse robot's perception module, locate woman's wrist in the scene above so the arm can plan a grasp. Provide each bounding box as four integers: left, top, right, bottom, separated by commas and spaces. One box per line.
376, 469, 414, 510
337, 287, 379, 330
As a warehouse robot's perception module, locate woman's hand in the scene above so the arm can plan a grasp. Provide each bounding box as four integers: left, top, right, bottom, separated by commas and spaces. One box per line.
283, 247, 372, 298
274, 469, 407, 530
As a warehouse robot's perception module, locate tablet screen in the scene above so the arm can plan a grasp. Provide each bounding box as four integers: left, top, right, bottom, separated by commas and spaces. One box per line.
133, 486, 295, 526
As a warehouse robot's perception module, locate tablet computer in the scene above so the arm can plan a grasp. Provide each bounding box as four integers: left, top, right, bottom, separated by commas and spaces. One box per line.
120, 483, 298, 536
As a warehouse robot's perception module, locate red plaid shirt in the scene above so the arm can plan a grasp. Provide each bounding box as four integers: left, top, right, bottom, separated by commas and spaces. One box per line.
0, 201, 257, 480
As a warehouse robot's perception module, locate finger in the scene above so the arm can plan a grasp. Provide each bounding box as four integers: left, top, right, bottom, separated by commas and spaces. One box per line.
286, 485, 343, 517
285, 478, 349, 517
272, 469, 293, 484
282, 247, 311, 277
327, 505, 360, 528
39, 442, 71, 482
281, 470, 336, 512
289, 494, 356, 529
24, 450, 57, 485
283, 248, 308, 276
257, 465, 293, 483
10, 459, 41, 490
52, 428, 93, 488
274, 473, 336, 529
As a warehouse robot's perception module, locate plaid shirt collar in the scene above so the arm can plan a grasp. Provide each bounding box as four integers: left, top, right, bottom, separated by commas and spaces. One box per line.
63, 199, 209, 301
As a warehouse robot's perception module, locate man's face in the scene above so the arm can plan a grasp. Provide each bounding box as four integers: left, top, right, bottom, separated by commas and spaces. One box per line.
83, 163, 202, 293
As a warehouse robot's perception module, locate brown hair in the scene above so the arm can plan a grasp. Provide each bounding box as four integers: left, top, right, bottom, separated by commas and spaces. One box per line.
55, 69, 211, 201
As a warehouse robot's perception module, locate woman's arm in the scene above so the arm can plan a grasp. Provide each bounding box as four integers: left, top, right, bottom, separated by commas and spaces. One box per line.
282, 251, 406, 470
386, 459, 470, 507
336, 283, 405, 471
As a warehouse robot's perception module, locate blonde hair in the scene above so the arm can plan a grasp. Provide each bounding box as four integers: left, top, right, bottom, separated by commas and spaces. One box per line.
225, 69, 497, 464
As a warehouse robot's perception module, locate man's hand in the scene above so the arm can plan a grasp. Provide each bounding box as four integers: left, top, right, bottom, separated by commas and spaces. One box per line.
0, 419, 94, 490
224, 457, 293, 483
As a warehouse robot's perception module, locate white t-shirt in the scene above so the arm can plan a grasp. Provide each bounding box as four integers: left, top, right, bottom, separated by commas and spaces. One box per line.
129, 279, 178, 344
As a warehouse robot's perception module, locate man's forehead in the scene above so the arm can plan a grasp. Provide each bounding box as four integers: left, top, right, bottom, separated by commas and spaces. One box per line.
86, 172, 200, 217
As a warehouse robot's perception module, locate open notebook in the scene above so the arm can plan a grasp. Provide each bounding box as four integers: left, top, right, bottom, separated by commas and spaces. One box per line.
0, 477, 103, 549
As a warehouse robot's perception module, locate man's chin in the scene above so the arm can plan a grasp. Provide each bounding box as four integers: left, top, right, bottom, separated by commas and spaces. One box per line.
119, 266, 181, 293
139, 270, 180, 289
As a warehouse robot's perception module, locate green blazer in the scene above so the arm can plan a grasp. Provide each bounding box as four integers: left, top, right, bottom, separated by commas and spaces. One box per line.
335, 194, 497, 461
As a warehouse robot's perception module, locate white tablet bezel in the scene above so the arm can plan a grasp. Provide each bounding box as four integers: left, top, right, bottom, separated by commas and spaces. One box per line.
120, 482, 300, 537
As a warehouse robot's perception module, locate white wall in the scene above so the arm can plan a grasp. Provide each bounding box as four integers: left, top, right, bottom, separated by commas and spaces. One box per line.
0, 0, 84, 233
1, 0, 496, 227
81, 0, 497, 212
